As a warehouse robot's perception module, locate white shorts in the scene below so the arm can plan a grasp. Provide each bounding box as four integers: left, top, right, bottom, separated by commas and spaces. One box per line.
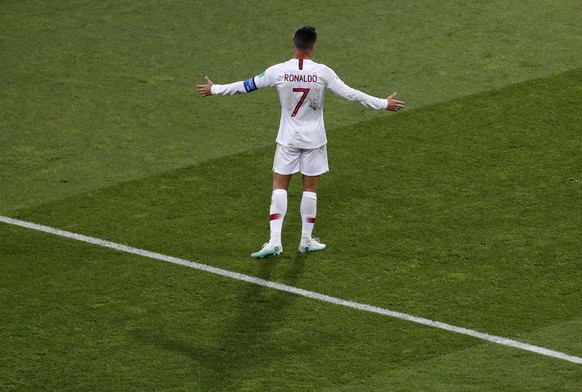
273, 144, 329, 176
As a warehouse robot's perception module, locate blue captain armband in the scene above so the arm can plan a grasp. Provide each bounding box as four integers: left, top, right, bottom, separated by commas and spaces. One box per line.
243, 77, 258, 93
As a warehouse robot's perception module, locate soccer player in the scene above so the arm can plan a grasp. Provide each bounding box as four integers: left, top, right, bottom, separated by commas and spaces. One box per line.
196, 26, 405, 259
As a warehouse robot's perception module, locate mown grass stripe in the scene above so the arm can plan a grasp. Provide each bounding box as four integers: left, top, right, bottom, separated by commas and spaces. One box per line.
1, 214, 581, 366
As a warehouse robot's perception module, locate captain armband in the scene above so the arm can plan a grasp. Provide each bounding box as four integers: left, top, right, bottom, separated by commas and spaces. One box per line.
243, 77, 258, 93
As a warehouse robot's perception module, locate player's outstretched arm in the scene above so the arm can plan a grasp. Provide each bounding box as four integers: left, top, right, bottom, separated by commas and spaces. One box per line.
327, 71, 405, 112
387, 92, 405, 112
196, 76, 214, 97
196, 74, 267, 96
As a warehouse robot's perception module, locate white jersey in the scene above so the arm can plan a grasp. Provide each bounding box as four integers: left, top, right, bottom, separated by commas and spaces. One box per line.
211, 58, 388, 149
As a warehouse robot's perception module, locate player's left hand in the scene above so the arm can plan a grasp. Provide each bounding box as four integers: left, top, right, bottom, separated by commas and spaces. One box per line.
387, 92, 405, 112
196, 76, 214, 97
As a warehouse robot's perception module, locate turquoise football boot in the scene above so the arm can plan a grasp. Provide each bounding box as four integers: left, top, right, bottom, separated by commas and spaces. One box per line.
251, 243, 283, 259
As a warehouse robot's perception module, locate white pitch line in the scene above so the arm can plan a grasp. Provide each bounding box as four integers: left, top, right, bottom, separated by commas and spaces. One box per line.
1, 215, 581, 365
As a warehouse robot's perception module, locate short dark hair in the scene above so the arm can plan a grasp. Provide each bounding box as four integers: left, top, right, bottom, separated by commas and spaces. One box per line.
294, 26, 317, 52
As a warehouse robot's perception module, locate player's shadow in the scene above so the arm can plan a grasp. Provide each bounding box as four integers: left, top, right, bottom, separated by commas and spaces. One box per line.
133, 254, 308, 390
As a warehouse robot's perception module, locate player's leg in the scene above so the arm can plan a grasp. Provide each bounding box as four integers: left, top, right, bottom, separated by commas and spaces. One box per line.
268, 172, 291, 247
300, 174, 319, 241
301, 174, 319, 243
273, 172, 292, 190
251, 145, 299, 259
298, 146, 328, 254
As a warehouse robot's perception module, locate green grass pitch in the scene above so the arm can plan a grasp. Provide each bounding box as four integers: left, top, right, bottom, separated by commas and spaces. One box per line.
1, 1, 581, 390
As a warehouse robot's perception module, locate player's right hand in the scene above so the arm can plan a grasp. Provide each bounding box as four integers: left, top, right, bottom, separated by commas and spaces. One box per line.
196, 76, 214, 97
387, 92, 405, 111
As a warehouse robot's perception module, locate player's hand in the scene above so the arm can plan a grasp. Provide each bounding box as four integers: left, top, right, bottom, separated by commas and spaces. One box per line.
387, 92, 405, 112
196, 76, 214, 97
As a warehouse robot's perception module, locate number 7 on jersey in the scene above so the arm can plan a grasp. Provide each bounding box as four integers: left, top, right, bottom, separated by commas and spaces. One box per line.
291, 88, 310, 117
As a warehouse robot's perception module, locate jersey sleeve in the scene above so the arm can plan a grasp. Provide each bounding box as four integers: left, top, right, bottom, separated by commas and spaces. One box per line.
325, 67, 388, 110
210, 80, 246, 95
210, 65, 278, 96
253, 64, 278, 89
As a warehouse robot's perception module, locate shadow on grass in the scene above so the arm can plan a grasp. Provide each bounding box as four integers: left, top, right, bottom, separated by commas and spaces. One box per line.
133, 254, 309, 390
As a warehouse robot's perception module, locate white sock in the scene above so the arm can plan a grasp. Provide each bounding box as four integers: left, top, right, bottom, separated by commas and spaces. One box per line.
300, 191, 317, 243
269, 189, 287, 245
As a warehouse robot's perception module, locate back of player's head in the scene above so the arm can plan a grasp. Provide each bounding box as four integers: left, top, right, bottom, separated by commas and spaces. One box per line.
294, 26, 317, 52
